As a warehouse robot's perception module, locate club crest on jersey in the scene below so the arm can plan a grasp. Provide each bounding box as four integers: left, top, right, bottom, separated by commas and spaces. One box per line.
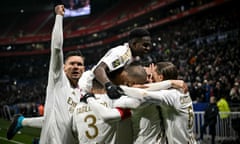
112, 59, 121, 68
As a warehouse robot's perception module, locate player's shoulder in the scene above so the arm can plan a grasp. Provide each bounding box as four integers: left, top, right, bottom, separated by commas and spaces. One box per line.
94, 93, 109, 99
110, 43, 129, 52
95, 94, 114, 107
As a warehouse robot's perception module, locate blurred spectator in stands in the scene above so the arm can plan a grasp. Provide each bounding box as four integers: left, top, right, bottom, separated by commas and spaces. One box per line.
200, 96, 219, 144
190, 82, 205, 102
217, 94, 231, 119
31, 103, 39, 117
213, 81, 223, 101
38, 103, 44, 116
229, 82, 240, 104
203, 79, 212, 102
217, 94, 231, 136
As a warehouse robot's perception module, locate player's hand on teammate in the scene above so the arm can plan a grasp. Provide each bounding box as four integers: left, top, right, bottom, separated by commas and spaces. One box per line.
80, 92, 95, 103
55, 4, 65, 16
105, 82, 124, 99
171, 80, 188, 93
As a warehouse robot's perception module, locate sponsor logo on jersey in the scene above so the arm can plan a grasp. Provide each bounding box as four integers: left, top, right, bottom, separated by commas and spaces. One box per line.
112, 59, 121, 68
67, 97, 78, 113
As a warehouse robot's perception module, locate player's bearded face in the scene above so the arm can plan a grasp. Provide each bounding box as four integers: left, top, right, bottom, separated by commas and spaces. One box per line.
64, 56, 85, 80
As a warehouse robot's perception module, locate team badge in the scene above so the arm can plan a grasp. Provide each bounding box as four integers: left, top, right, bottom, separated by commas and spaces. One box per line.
112, 59, 121, 68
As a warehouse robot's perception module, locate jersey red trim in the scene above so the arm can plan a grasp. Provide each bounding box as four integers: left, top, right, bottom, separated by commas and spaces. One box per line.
116, 107, 131, 120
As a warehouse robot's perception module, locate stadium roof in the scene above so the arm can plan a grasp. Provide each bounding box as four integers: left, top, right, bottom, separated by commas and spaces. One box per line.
2, 0, 56, 12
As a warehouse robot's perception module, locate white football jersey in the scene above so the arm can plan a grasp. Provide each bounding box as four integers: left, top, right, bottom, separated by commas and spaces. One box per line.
113, 96, 165, 144
39, 15, 79, 144
93, 43, 132, 72
144, 89, 197, 144
72, 94, 118, 144
123, 88, 197, 144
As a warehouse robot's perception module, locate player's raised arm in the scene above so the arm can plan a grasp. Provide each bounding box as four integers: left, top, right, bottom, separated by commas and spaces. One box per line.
49, 5, 64, 77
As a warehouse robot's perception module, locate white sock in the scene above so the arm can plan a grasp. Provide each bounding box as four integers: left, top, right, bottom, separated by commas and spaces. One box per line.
22, 116, 44, 128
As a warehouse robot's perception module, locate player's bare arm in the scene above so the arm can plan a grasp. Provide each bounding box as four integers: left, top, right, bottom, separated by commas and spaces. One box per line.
93, 62, 111, 86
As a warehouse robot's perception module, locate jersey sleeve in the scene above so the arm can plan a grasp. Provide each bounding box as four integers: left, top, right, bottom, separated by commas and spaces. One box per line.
87, 97, 133, 122
113, 96, 143, 109
144, 80, 171, 91
120, 86, 177, 106
143, 90, 178, 106
87, 98, 122, 122
48, 14, 64, 82
96, 45, 132, 72
45, 14, 64, 110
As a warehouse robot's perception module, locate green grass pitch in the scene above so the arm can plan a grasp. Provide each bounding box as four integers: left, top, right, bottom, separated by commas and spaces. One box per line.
0, 118, 41, 144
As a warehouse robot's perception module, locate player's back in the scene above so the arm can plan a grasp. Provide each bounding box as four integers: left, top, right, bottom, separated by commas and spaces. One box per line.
160, 89, 197, 144
72, 93, 117, 144
113, 96, 163, 144
132, 103, 164, 144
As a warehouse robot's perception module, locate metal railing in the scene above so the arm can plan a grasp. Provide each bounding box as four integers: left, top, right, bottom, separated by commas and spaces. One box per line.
194, 112, 240, 139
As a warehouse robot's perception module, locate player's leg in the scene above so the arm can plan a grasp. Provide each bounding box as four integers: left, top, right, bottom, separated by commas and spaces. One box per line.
7, 115, 44, 140
22, 116, 44, 128
7, 114, 24, 140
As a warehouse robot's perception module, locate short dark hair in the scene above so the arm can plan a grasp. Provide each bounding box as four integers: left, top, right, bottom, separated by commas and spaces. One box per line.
124, 63, 147, 84
128, 27, 150, 40
64, 50, 84, 63
92, 78, 104, 90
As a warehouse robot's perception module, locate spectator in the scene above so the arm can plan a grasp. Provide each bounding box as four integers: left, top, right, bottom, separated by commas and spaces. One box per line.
217, 94, 231, 136
229, 82, 240, 104
38, 103, 44, 116
203, 79, 212, 103
200, 96, 219, 144
213, 81, 223, 101
217, 95, 231, 119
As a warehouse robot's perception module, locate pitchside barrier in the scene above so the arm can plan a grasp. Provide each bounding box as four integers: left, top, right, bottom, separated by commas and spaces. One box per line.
194, 111, 240, 140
